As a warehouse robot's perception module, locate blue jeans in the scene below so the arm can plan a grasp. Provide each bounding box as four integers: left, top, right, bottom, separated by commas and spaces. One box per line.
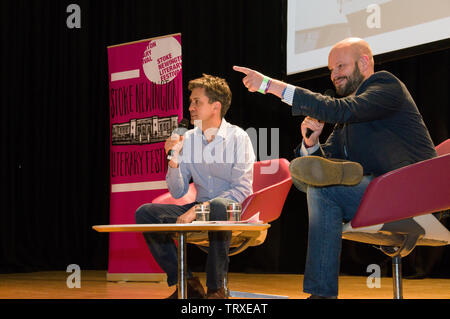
301, 176, 373, 297
135, 197, 234, 290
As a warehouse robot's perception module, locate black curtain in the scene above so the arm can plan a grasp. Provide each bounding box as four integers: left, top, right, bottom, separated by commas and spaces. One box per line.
1, 0, 449, 278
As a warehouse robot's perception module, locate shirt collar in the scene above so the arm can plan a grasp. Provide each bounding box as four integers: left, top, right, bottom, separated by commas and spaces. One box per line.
216, 118, 229, 139
193, 118, 229, 141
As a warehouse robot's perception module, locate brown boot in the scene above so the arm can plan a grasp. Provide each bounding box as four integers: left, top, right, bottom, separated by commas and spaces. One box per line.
165, 277, 206, 299
206, 287, 228, 299
289, 156, 363, 187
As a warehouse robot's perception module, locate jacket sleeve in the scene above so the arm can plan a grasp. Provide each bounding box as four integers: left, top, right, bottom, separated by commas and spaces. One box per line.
319, 125, 345, 159
291, 73, 405, 124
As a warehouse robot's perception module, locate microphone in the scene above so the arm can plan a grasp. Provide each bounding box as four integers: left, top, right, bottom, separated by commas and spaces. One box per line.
305, 89, 335, 138
167, 118, 189, 161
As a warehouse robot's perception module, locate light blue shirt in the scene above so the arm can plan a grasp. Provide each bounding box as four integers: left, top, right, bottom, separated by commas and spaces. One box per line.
166, 118, 255, 203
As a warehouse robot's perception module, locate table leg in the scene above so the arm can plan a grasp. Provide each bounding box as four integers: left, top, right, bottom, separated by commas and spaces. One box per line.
177, 232, 187, 299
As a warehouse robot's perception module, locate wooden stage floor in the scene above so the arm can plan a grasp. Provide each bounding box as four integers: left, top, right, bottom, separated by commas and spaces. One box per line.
0, 271, 449, 299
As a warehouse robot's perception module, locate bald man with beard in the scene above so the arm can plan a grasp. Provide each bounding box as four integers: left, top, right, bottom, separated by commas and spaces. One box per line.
234, 38, 436, 299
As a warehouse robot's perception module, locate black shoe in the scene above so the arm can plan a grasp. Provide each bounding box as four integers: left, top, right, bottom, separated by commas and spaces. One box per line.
166, 277, 206, 299
206, 287, 228, 299
290, 156, 363, 187
307, 294, 337, 299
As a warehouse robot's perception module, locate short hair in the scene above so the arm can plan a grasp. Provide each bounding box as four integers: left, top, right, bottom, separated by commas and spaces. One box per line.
188, 74, 232, 118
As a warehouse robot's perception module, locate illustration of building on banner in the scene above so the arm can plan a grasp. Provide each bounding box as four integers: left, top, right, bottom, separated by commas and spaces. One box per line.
112, 115, 178, 145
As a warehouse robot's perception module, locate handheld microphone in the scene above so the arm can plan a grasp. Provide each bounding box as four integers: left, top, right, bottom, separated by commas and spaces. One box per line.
167, 118, 189, 161
305, 89, 335, 138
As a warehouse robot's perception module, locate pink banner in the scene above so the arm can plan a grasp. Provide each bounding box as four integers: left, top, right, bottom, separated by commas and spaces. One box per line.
107, 34, 183, 277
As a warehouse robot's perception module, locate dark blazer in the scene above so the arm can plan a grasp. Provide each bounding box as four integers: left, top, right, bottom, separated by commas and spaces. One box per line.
292, 71, 437, 177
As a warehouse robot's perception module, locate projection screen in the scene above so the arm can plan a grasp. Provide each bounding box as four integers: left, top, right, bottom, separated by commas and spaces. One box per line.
286, 0, 450, 75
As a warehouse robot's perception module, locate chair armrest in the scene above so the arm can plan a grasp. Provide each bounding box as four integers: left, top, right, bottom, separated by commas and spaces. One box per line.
241, 178, 292, 223
351, 154, 450, 228
436, 139, 450, 156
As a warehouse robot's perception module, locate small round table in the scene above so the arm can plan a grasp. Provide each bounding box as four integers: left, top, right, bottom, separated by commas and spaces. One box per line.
92, 222, 270, 299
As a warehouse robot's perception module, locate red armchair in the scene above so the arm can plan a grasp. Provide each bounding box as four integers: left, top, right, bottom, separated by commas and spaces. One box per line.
342, 139, 450, 299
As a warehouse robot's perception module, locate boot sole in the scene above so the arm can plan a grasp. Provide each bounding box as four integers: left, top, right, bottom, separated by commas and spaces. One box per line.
289, 156, 363, 186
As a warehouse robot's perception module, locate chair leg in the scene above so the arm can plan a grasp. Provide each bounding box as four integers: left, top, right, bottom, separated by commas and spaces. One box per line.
392, 255, 403, 299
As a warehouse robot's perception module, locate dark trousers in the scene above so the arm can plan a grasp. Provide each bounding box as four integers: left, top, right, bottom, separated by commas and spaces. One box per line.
135, 198, 233, 290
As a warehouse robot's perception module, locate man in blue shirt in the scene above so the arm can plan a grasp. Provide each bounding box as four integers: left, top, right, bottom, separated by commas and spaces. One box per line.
135, 74, 255, 299
234, 38, 436, 299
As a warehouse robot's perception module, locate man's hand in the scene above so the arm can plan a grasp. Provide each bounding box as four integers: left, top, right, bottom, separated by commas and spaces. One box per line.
233, 66, 265, 92
233, 66, 287, 98
176, 206, 196, 224
301, 117, 324, 147
165, 134, 184, 167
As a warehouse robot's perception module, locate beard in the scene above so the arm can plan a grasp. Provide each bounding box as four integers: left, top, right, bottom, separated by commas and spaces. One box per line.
334, 62, 365, 97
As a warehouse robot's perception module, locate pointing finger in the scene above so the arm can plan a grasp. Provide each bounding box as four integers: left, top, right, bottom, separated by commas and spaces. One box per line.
233, 65, 251, 75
